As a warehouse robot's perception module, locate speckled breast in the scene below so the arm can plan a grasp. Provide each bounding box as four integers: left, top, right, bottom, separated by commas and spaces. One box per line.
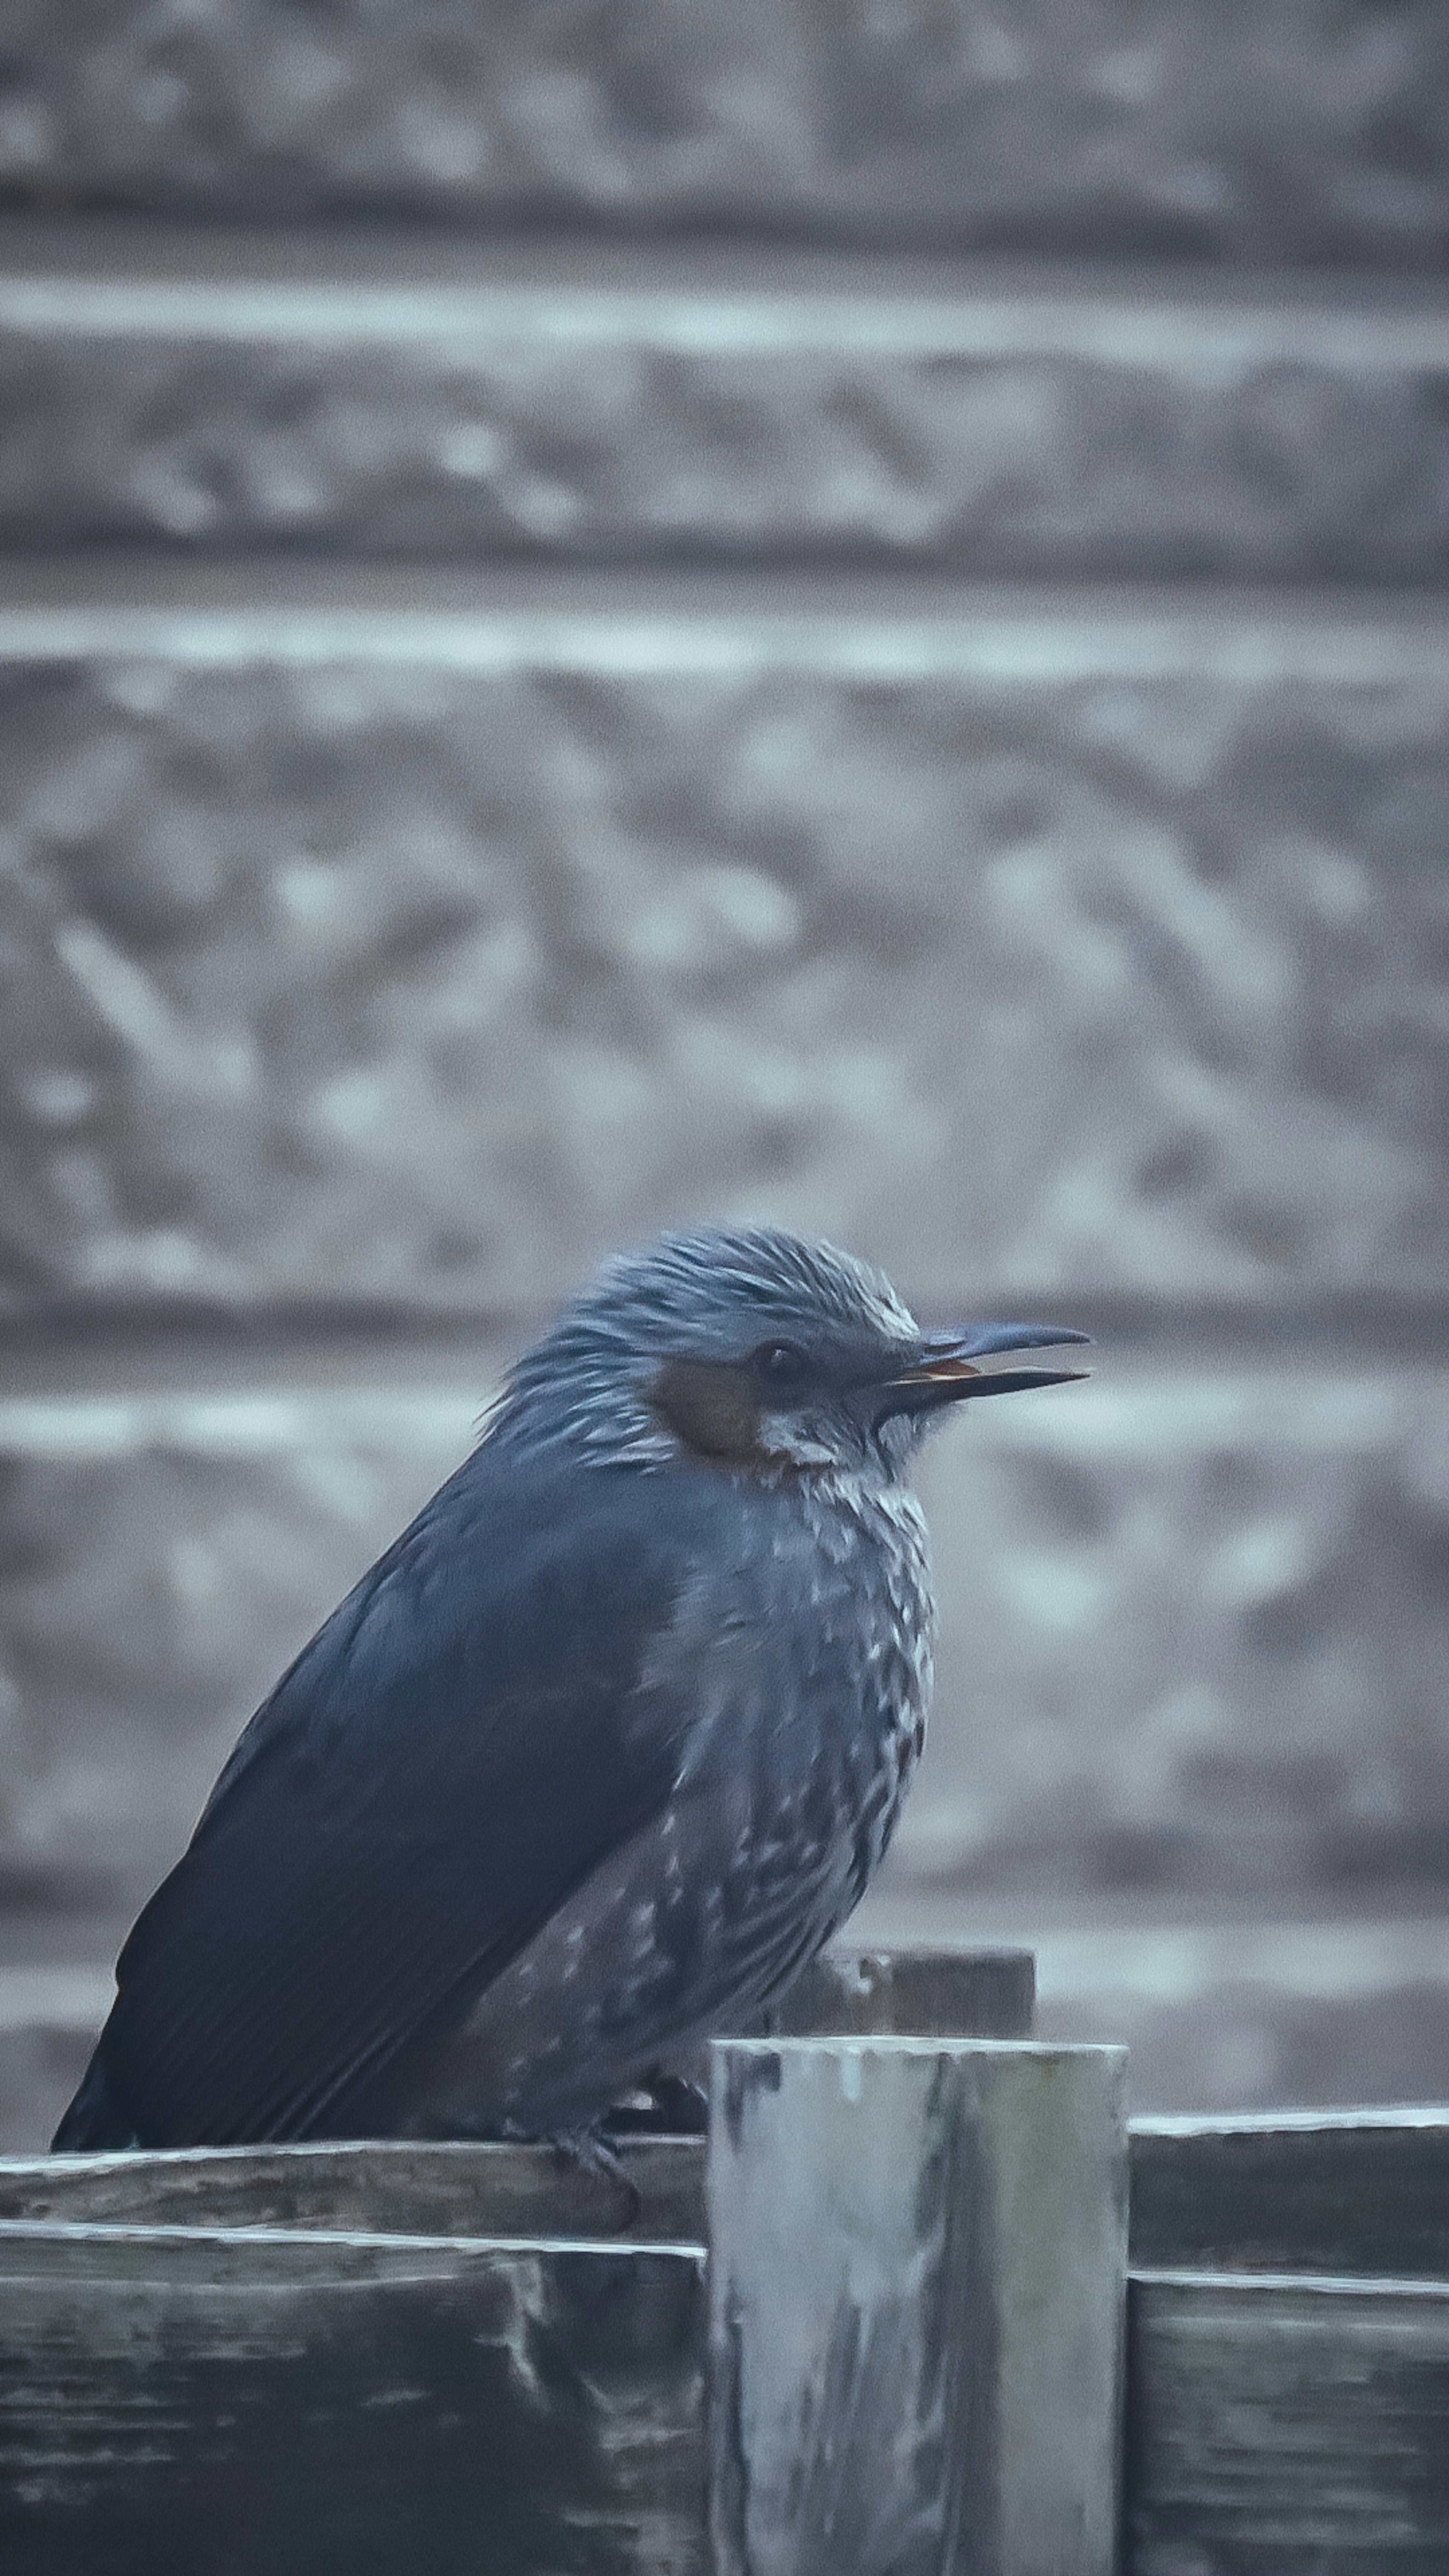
792, 1471, 937, 1904
407, 1467, 937, 2141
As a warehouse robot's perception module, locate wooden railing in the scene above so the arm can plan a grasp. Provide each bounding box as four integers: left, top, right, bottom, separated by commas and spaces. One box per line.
0, 1951, 1444, 2573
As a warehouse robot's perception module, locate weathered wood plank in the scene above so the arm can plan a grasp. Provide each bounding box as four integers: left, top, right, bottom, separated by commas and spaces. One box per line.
0, 2135, 706, 2245
1127, 2268, 1449, 2571
657, 1942, 1036, 2103
0, 2221, 707, 2576
708, 2036, 1127, 2576
773, 1945, 1034, 2042
1130, 2108, 1449, 2279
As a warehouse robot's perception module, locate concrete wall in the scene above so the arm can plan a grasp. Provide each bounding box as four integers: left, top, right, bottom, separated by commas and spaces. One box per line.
1, 0, 1447, 2139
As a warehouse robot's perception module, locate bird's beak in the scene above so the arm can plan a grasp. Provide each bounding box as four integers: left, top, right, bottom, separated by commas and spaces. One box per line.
874, 1322, 1091, 1423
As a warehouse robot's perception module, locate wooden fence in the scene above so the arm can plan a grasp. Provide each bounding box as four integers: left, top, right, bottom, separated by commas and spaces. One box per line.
0, 1950, 1444, 2573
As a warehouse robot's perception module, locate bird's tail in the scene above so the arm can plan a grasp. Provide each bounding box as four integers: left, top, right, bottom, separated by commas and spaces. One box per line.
51, 2047, 139, 2153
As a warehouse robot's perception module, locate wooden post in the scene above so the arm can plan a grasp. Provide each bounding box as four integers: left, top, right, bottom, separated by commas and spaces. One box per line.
707, 2036, 1126, 2576
774, 1947, 1034, 2042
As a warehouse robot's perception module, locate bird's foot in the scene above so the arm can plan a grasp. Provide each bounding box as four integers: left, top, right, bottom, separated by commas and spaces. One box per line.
547, 2126, 642, 2233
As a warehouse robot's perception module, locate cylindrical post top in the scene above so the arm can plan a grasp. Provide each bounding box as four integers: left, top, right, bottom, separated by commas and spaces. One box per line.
708, 2035, 1127, 2576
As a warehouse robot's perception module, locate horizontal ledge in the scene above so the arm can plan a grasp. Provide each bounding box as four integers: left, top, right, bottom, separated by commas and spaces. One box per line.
1131, 2265, 1449, 2299
1134, 2105, 1449, 2138
1031, 1919, 1449, 2004
0, 225, 1446, 370
0, 2219, 708, 2287
9, 2090, 1447, 2133
0, 561, 1446, 680
11, 1939, 1449, 2029
0, 2130, 710, 2244
9, 2248, 1429, 2296
0, 2215, 705, 2258
0, 1370, 1442, 1459
4, 1293, 1449, 1382
712, 2034, 1118, 2059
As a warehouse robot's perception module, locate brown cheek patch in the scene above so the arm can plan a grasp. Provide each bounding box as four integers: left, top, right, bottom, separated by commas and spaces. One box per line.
651, 1358, 766, 1464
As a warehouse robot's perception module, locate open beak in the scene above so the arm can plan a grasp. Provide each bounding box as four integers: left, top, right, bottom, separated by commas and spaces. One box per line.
874, 1322, 1091, 1424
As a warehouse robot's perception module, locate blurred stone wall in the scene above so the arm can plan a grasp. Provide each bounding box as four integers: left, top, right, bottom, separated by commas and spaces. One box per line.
7, 616, 1448, 1313
4, 0, 1448, 262
0, 0, 1447, 2139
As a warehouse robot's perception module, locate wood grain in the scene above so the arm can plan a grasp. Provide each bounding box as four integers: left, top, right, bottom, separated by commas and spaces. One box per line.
0, 2135, 706, 2246
0, 2220, 707, 2576
1127, 2268, 1449, 2571
707, 2036, 1127, 2576
772, 1947, 1035, 2042
1131, 2108, 1449, 2279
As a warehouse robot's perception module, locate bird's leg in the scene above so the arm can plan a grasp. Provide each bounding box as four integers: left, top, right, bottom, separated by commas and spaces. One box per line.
548, 2126, 643, 2233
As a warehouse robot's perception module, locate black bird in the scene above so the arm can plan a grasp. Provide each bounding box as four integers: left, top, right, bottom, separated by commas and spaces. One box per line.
54, 1229, 1087, 2154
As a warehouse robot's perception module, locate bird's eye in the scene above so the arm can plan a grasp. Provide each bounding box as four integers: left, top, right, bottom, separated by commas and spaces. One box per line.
756, 1340, 808, 1392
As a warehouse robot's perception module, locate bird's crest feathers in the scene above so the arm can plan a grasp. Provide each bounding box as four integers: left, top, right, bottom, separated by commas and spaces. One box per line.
495, 1227, 918, 1467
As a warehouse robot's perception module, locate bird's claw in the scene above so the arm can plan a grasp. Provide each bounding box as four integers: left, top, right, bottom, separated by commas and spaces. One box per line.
548, 2127, 643, 2233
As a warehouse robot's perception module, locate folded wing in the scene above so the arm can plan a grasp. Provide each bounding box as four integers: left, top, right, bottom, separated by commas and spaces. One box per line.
57, 1443, 696, 2147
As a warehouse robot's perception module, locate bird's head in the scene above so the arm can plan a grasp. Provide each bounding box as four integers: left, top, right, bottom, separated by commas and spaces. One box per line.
495, 1227, 1088, 1481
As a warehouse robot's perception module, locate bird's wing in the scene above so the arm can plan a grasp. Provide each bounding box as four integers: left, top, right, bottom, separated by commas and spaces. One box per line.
91, 1445, 701, 2145
409, 1754, 866, 2137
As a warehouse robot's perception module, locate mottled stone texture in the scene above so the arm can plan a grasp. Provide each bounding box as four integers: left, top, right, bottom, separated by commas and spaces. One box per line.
1, 0, 1447, 263
913, 1372, 1449, 1906
1039, 1950, 1449, 2119
8, 320, 1449, 580
0, 1394, 471, 1902
2, 1368, 1446, 1921
2, 646, 1447, 1313
0, 1989, 97, 2155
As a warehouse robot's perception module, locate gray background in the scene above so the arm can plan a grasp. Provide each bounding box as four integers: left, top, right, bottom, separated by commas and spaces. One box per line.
1, 0, 1447, 2144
